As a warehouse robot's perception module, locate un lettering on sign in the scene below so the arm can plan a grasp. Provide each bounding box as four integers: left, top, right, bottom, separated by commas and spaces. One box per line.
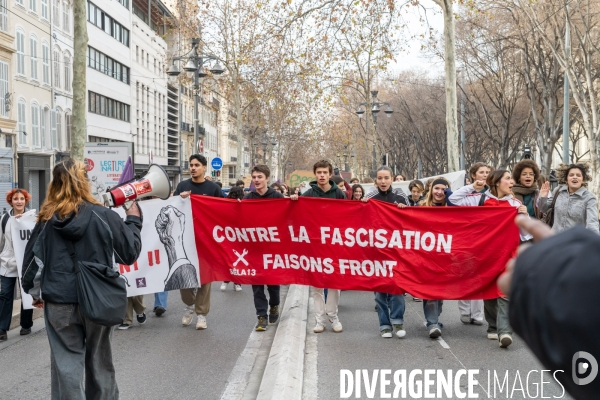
11, 211, 37, 310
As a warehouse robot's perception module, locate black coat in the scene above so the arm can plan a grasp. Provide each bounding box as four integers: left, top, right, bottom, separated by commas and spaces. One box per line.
510, 226, 600, 399
21, 202, 142, 304
244, 188, 284, 199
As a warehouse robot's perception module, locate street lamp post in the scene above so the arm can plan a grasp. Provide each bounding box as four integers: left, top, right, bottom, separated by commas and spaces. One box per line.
167, 38, 225, 155
355, 90, 393, 176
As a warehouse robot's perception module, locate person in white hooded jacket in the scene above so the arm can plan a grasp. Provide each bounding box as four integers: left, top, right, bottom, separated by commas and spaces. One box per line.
0, 188, 35, 341
449, 170, 531, 349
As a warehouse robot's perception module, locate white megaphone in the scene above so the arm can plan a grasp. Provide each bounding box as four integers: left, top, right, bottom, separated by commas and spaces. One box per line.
102, 163, 171, 208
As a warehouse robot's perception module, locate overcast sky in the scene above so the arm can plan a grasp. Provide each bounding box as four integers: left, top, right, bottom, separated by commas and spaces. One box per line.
388, 1, 445, 76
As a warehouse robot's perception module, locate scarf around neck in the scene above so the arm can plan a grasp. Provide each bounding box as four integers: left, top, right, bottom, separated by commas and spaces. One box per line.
512, 183, 538, 196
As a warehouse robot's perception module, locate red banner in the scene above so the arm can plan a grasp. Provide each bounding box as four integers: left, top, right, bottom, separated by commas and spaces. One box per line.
191, 196, 519, 299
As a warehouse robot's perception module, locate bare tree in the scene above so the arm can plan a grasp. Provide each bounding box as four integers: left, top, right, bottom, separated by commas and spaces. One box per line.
519, 0, 600, 193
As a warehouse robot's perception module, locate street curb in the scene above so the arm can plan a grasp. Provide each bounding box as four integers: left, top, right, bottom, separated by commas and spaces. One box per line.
257, 284, 309, 400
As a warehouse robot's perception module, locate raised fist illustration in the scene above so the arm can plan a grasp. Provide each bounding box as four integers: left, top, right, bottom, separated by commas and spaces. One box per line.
155, 205, 198, 290
156, 205, 185, 261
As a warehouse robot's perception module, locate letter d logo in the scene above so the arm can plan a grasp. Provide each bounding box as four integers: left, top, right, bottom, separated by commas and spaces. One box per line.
572, 351, 598, 385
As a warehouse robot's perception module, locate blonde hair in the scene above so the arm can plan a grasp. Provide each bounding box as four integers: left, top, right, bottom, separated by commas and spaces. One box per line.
419, 177, 450, 206
37, 159, 102, 222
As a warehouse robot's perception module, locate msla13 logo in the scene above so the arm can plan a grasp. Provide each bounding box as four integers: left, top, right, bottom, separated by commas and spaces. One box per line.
572, 351, 598, 386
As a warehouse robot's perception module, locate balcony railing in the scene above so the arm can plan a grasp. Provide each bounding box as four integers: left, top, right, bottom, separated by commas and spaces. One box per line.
181, 122, 191, 132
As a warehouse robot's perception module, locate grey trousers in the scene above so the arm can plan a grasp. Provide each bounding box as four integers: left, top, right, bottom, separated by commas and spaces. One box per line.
484, 297, 512, 337
45, 302, 118, 400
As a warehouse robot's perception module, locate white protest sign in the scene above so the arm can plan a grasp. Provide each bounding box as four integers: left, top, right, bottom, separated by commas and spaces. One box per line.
361, 170, 466, 194
84, 142, 133, 201
115, 196, 200, 296
11, 211, 37, 310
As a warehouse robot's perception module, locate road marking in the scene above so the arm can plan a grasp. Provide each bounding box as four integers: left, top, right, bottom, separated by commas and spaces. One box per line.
408, 300, 490, 398
219, 328, 265, 400
220, 286, 290, 400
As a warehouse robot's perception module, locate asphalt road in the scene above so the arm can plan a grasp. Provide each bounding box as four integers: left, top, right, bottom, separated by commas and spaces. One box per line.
0, 282, 264, 400
314, 290, 573, 400
0, 286, 577, 400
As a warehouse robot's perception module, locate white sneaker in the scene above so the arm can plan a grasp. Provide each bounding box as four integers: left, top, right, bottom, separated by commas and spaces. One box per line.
313, 321, 325, 333
182, 306, 194, 326
234, 284, 242, 292
220, 282, 228, 291
329, 316, 343, 333
381, 329, 393, 338
393, 324, 406, 338
499, 334, 512, 348
196, 315, 207, 330
487, 332, 499, 340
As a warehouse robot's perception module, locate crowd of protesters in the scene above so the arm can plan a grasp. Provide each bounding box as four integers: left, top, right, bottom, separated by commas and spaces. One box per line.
1, 152, 598, 399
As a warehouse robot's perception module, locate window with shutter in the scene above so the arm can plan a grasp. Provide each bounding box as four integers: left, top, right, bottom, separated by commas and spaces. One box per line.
62, 1, 69, 31
30, 36, 37, 80
53, 50, 60, 89
63, 53, 71, 91
18, 100, 26, 145
31, 104, 39, 147
50, 109, 57, 148
0, 0, 7, 32
16, 31, 25, 75
42, 43, 49, 84
0, 61, 7, 118
41, 0, 47, 19
56, 111, 62, 149
53, 0, 59, 27
65, 112, 71, 149
41, 107, 48, 148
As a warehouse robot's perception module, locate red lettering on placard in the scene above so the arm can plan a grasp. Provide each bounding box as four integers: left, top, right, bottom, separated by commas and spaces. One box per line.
119, 261, 138, 274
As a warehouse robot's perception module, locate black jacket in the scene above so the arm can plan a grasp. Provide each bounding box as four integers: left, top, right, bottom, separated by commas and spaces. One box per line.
302, 180, 346, 199
369, 188, 409, 205
244, 187, 284, 199
21, 202, 142, 303
510, 226, 600, 399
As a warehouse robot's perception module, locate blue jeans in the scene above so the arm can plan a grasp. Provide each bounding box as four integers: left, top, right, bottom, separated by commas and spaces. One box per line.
154, 291, 168, 309
375, 292, 405, 331
423, 300, 443, 330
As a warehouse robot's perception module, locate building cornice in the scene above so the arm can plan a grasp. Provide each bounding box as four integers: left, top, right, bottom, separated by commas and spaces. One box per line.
0, 118, 17, 130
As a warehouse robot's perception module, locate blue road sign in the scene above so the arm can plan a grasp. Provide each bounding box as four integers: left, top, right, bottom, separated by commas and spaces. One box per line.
211, 157, 223, 171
